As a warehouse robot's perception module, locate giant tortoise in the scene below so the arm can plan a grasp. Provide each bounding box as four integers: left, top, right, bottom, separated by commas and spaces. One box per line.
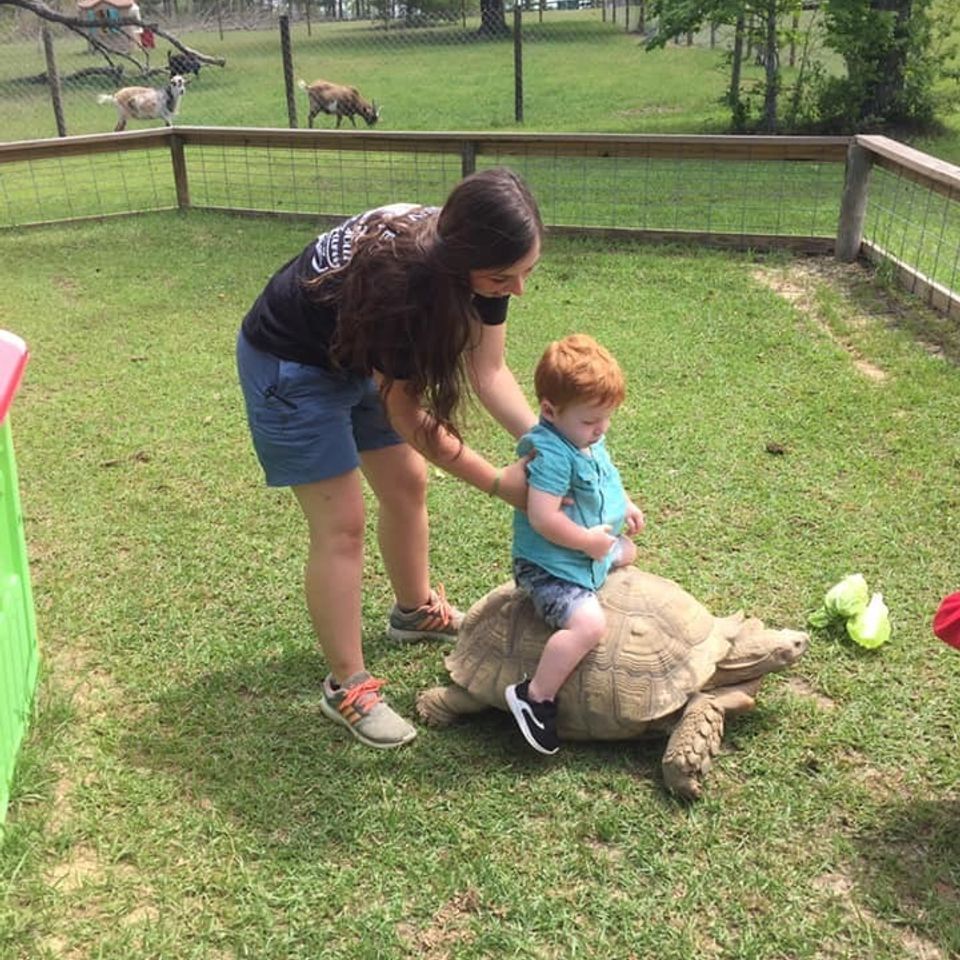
416, 566, 808, 799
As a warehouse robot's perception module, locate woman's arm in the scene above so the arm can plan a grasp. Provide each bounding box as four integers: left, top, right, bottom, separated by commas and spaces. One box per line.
377, 374, 528, 509
466, 321, 538, 440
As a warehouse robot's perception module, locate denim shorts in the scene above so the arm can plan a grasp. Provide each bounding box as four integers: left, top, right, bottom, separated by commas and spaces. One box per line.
513, 558, 598, 630
236, 332, 404, 487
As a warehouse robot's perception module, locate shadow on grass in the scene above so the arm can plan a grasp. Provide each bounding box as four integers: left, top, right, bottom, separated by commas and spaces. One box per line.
852, 797, 960, 956
817, 258, 960, 366
121, 646, 779, 848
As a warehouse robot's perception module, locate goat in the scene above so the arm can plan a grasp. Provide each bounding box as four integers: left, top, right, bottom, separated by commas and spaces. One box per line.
97, 75, 187, 132
297, 78, 380, 129
167, 49, 202, 79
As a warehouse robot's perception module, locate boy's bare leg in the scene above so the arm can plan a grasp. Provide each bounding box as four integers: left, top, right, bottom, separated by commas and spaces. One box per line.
529, 597, 606, 702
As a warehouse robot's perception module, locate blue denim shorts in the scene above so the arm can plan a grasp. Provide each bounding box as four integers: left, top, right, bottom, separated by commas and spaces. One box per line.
513, 558, 598, 630
236, 332, 404, 487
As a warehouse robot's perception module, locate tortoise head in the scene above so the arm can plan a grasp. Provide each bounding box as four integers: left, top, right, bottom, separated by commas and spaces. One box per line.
708, 618, 808, 686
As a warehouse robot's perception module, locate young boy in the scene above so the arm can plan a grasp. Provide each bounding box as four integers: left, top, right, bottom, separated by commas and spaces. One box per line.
505, 334, 645, 754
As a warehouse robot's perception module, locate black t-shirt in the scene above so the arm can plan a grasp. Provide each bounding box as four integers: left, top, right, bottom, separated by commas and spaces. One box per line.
240, 204, 509, 376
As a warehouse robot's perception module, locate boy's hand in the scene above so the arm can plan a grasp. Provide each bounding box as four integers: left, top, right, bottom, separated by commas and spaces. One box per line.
583, 524, 617, 561
624, 501, 645, 536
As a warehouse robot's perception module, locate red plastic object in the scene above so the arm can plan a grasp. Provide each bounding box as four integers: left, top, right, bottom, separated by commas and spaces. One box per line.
0, 331, 27, 425
933, 592, 960, 650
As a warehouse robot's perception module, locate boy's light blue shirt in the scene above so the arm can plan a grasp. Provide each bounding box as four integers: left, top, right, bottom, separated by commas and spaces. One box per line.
512, 418, 629, 590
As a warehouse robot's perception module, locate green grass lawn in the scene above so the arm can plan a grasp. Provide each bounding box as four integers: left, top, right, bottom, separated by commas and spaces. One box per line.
1, 211, 958, 958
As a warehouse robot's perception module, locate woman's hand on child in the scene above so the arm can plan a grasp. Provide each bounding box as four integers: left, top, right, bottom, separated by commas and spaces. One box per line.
497, 457, 531, 510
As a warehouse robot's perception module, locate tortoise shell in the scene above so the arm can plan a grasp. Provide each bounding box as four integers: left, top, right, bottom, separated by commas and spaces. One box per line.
443, 566, 736, 740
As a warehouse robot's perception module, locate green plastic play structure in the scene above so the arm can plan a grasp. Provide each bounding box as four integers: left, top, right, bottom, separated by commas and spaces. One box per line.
0, 331, 37, 831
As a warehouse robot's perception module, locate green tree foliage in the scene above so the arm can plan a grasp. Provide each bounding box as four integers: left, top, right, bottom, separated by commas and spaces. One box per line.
818, 0, 958, 130
646, 0, 957, 132
646, 0, 801, 131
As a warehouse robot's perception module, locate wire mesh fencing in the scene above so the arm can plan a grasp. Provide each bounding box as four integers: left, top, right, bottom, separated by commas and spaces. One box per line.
851, 136, 960, 317
0, 129, 850, 245
864, 167, 960, 305
3, 128, 957, 317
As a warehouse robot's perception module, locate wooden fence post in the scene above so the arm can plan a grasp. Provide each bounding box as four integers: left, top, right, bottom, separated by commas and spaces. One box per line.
279, 15, 298, 130
513, 5, 523, 124
461, 140, 477, 178
42, 25, 67, 138
170, 133, 190, 210
836, 140, 872, 262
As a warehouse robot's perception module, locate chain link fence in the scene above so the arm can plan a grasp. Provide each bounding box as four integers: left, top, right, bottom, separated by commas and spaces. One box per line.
0, 0, 769, 142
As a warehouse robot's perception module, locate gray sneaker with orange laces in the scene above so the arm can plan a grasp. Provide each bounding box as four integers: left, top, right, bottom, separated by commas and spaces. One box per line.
387, 585, 464, 642
320, 671, 417, 749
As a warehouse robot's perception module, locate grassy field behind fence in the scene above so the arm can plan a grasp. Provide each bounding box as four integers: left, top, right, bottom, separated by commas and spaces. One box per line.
0, 18, 731, 141
1, 212, 959, 958
2, 10, 957, 159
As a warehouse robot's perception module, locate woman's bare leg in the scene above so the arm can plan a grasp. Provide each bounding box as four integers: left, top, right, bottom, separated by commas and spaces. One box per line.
360, 443, 431, 610
292, 470, 367, 685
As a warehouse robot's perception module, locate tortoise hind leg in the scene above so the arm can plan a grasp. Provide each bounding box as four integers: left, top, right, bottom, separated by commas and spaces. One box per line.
416, 684, 489, 727
661, 680, 761, 800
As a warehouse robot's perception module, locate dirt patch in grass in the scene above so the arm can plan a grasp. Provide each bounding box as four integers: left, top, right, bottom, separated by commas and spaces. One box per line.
753, 256, 960, 369
813, 866, 948, 959
397, 889, 486, 957
785, 675, 837, 711
752, 259, 888, 380
617, 104, 684, 117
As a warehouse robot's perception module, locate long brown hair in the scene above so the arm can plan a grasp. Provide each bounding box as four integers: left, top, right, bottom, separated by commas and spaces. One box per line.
311, 167, 543, 440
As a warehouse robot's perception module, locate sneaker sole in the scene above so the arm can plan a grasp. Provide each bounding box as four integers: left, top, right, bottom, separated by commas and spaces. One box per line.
505, 685, 559, 756
386, 624, 458, 643
320, 697, 417, 750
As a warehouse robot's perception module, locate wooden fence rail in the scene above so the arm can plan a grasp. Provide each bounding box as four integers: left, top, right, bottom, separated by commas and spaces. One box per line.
0, 128, 957, 317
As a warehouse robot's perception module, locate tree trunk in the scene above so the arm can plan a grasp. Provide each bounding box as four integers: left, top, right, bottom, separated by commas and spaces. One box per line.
862, 0, 912, 121
762, 1, 779, 131
478, 0, 508, 35
787, 7, 818, 125
729, 13, 745, 131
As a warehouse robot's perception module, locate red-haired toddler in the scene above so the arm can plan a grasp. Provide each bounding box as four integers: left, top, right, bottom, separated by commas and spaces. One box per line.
506, 334, 645, 754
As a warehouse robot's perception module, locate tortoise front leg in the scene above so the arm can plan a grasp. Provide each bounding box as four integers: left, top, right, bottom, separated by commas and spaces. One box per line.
661, 681, 762, 800
661, 694, 724, 800
416, 684, 489, 727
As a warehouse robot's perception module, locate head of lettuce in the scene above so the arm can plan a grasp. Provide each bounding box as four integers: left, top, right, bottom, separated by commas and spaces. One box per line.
809, 574, 891, 648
